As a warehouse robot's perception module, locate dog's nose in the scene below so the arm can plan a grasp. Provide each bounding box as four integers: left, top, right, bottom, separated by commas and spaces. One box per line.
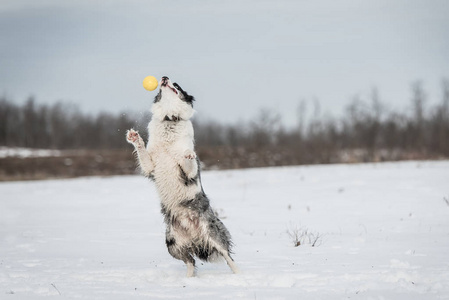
161, 76, 169, 87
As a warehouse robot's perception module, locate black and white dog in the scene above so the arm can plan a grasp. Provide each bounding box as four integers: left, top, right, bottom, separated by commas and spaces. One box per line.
126, 76, 238, 277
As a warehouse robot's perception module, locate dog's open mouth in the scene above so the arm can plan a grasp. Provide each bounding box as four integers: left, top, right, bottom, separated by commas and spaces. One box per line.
161, 77, 178, 94
168, 85, 178, 94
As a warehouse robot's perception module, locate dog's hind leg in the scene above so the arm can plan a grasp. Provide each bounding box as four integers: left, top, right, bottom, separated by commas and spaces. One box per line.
220, 247, 239, 274
209, 241, 239, 274
206, 222, 239, 274
225, 255, 239, 274
186, 261, 195, 277
206, 213, 239, 274
166, 236, 197, 277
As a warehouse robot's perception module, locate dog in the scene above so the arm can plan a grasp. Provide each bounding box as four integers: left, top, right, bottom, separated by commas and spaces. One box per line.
126, 76, 238, 277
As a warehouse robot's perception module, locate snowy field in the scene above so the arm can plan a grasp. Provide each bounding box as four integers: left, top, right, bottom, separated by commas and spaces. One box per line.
0, 147, 61, 158
1, 161, 449, 299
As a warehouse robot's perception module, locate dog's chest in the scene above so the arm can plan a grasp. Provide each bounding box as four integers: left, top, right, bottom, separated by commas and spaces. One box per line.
161, 122, 179, 143
150, 121, 188, 144
147, 120, 198, 202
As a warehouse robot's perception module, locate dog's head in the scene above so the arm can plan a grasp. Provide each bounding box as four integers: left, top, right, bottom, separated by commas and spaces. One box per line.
152, 76, 195, 122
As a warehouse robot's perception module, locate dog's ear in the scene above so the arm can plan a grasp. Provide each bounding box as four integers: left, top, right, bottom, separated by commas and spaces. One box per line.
183, 93, 195, 104
153, 90, 162, 103
174, 82, 195, 106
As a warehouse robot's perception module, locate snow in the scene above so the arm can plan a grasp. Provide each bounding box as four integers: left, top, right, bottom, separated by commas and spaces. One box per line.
0, 147, 61, 158
1, 160, 449, 299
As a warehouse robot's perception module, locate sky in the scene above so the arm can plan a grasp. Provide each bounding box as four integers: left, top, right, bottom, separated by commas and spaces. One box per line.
1, 0, 448, 126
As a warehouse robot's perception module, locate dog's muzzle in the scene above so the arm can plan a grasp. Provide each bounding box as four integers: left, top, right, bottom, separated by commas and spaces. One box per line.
161, 76, 169, 87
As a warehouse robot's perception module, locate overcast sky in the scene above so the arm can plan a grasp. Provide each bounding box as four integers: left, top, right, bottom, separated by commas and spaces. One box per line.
1, 0, 448, 126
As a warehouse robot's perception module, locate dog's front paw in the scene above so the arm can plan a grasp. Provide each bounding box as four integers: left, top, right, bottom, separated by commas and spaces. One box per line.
126, 129, 143, 146
184, 149, 197, 160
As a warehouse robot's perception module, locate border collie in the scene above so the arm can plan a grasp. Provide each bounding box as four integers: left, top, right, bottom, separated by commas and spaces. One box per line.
126, 76, 238, 277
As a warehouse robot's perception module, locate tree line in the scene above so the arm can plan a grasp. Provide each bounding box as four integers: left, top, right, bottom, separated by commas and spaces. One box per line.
1, 80, 448, 167
193, 80, 449, 167
0, 98, 150, 149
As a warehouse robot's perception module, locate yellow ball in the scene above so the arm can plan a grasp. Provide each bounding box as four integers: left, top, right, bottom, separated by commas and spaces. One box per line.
142, 76, 158, 91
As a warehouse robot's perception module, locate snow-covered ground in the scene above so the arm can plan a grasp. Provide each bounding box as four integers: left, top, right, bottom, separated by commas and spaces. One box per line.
0, 147, 61, 158
1, 161, 448, 299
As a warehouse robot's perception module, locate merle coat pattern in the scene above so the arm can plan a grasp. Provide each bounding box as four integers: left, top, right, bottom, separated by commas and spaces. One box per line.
126, 76, 238, 277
